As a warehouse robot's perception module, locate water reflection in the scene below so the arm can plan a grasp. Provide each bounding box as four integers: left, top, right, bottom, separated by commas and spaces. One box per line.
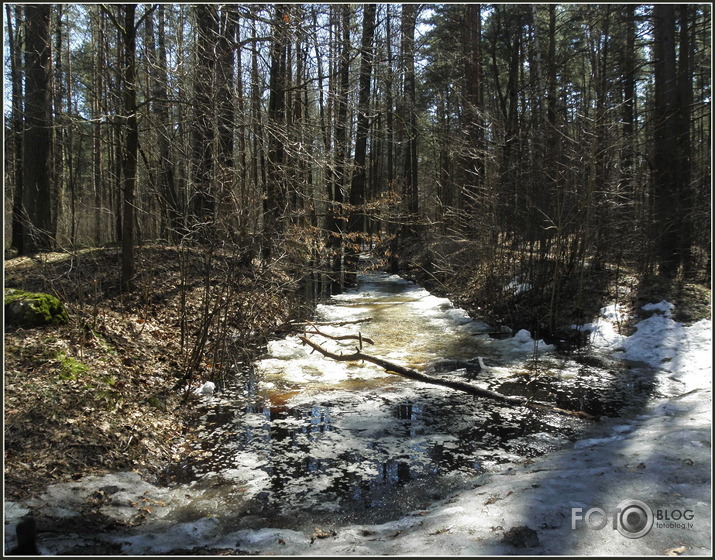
178, 272, 665, 526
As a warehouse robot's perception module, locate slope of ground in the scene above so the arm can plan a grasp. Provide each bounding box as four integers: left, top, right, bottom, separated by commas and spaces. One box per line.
4, 245, 305, 502
4, 269, 711, 555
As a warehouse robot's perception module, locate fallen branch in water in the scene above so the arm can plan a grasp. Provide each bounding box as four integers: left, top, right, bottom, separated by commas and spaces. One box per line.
298, 335, 526, 406
304, 323, 375, 346
312, 318, 373, 327
298, 334, 598, 419
276, 317, 373, 335
287, 318, 373, 329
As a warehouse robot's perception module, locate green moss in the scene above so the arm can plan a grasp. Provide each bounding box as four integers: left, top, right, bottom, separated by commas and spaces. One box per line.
5, 289, 69, 327
146, 396, 164, 410
94, 388, 122, 409
93, 330, 119, 356
56, 351, 89, 380
100, 374, 117, 386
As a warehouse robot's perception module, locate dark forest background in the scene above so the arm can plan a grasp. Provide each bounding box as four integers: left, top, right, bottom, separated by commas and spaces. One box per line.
4, 4, 711, 334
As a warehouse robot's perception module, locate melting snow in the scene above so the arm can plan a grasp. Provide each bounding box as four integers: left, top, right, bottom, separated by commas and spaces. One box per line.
4, 280, 711, 556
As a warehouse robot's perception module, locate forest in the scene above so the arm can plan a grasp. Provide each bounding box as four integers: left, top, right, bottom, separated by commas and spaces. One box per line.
5, 3, 711, 293
3, 3, 713, 555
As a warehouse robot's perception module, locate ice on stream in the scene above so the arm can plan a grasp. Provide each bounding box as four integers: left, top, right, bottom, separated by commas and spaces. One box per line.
4, 273, 711, 556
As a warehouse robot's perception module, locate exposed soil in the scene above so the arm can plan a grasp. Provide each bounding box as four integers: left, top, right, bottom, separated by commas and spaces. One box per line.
4, 245, 306, 504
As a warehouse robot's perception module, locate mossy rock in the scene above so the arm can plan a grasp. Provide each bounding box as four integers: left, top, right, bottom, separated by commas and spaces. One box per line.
4, 289, 69, 328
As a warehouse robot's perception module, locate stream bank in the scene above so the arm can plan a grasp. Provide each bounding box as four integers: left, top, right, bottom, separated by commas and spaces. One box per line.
4, 245, 310, 504
393, 231, 711, 348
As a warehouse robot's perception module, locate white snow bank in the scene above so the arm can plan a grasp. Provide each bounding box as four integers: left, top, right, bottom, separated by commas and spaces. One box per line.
487, 328, 556, 357
575, 302, 629, 350
578, 300, 712, 392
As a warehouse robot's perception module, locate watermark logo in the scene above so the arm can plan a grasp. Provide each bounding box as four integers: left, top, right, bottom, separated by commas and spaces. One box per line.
614, 499, 653, 538
572, 499, 696, 539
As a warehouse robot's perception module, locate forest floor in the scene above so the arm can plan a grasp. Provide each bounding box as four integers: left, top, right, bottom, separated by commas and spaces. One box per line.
4, 245, 307, 506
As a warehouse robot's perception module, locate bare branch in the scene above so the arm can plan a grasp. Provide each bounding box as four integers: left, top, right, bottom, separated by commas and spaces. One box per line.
298, 335, 598, 419
298, 334, 526, 405
303, 322, 375, 346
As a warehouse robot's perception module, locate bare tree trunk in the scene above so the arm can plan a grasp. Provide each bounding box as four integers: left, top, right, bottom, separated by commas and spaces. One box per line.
250, 9, 265, 237
385, 5, 396, 194
326, 4, 352, 292
676, 4, 694, 275
22, 4, 54, 254
92, 5, 105, 245
262, 4, 289, 259
145, 5, 182, 242
216, 5, 238, 235
190, 5, 217, 233
119, 4, 138, 291
234, 15, 249, 236
53, 6, 64, 245
653, 4, 680, 278
345, 4, 378, 286
7, 5, 24, 254
400, 4, 419, 219
462, 4, 483, 224
620, 5, 636, 199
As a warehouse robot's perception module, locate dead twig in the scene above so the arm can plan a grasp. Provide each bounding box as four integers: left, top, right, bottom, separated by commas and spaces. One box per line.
304, 322, 375, 346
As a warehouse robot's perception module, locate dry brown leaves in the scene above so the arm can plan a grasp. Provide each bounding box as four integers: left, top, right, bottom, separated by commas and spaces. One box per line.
4, 245, 303, 501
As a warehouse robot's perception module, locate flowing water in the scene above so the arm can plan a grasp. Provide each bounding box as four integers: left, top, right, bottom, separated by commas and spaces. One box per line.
176, 271, 669, 530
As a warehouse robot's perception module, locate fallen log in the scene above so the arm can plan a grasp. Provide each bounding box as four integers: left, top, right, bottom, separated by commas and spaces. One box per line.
304, 323, 375, 346
298, 334, 598, 419
298, 335, 526, 406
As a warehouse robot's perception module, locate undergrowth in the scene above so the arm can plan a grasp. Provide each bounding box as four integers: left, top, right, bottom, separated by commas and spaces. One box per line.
4, 242, 310, 501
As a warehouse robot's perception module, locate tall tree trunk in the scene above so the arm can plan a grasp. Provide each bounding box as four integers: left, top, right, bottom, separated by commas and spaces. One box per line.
53, 6, 64, 244
262, 4, 289, 259
676, 4, 694, 275
92, 5, 106, 245
346, 4, 378, 285
190, 5, 217, 233
120, 4, 138, 291
146, 5, 182, 241
492, 5, 523, 243
250, 10, 265, 236
326, 4, 352, 291
462, 3, 483, 224
64, 10, 79, 247
400, 4, 419, 219
22, 4, 54, 254
7, 5, 24, 253
216, 5, 238, 234
234, 14, 248, 235
652, 4, 680, 278
385, 5, 396, 195
620, 5, 636, 200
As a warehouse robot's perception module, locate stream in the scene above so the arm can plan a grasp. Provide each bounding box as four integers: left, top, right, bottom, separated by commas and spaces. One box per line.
174, 271, 668, 530
7, 271, 681, 554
